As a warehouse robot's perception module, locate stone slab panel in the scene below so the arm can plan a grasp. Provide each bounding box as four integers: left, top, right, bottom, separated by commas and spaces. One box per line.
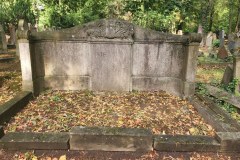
70, 127, 152, 151
216, 132, 240, 152
0, 91, 32, 124
133, 43, 185, 79
19, 40, 32, 81
43, 42, 90, 76
91, 43, 131, 91
132, 77, 183, 97
0, 132, 69, 150
44, 76, 90, 90
154, 135, 220, 152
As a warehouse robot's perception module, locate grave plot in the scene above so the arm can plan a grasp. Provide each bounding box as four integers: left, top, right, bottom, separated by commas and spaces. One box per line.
4, 90, 215, 136
0, 59, 21, 105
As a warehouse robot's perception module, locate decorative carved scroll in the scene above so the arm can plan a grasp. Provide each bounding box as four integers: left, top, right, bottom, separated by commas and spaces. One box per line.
86, 19, 134, 39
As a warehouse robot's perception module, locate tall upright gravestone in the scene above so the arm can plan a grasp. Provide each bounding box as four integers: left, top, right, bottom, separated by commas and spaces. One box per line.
0, 24, 7, 53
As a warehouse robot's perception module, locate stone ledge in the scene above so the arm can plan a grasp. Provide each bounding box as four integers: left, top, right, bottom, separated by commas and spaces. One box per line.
216, 132, 240, 152
154, 135, 220, 152
0, 132, 69, 150
0, 126, 4, 138
69, 126, 153, 151
0, 91, 32, 124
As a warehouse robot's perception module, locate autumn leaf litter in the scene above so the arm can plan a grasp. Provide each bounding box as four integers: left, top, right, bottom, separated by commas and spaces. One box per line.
5, 90, 215, 136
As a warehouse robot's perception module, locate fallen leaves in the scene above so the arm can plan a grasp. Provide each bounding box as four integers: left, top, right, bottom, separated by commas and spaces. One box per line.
0, 71, 21, 105
5, 90, 215, 136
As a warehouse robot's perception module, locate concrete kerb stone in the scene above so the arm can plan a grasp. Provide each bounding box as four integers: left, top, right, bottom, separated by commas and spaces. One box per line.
216, 132, 240, 152
154, 135, 220, 152
0, 132, 69, 150
0, 91, 33, 124
69, 126, 153, 151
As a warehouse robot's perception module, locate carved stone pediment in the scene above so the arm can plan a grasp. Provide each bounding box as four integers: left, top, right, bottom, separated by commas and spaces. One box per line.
85, 19, 134, 39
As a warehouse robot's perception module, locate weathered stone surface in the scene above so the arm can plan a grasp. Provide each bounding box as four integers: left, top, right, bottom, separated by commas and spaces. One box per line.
193, 94, 240, 132
216, 132, 240, 152
205, 85, 240, 110
221, 64, 233, 85
18, 19, 200, 97
132, 77, 183, 97
91, 43, 131, 91
45, 76, 90, 90
132, 43, 185, 79
19, 40, 33, 91
70, 127, 153, 151
0, 126, 4, 138
0, 91, 32, 124
217, 46, 228, 59
0, 132, 69, 150
154, 135, 220, 152
233, 56, 240, 93
206, 32, 213, 48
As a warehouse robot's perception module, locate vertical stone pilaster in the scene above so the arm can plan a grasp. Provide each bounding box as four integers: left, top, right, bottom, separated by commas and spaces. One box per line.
183, 34, 201, 98
18, 39, 33, 91
17, 19, 34, 93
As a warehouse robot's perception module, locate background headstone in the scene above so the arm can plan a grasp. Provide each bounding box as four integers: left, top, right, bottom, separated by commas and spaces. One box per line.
217, 46, 228, 59
8, 23, 16, 45
219, 30, 225, 47
0, 24, 7, 53
206, 32, 213, 48
221, 64, 233, 85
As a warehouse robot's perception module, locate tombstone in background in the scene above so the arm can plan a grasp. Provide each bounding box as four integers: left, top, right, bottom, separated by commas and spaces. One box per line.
212, 33, 217, 41
8, 23, 16, 45
217, 46, 228, 59
219, 30, 225, 47
16, 19, 29, 57
197, 24, 203, 34
206, 32, 213, 48
177, 30, 183, 35
221, 64, 233, 85
228, 33, 236, 53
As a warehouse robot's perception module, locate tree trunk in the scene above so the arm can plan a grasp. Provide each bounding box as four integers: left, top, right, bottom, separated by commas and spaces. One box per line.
235, 0, 240, 32
208, 0, 215, 31
229, 0, 234, 33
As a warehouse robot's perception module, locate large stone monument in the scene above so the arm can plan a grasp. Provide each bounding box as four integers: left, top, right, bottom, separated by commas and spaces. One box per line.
17, 19, 201, 98
0, 24, 7, 53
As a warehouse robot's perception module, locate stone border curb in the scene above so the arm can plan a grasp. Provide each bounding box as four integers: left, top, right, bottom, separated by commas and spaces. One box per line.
70, 126, 153, 151
0, 91, 32, 124
216, 132, 240, 152
154, 135, 220, 152
0, 132, 69, 150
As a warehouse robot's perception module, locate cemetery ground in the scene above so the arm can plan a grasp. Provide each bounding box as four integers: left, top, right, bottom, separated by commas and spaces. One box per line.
0, 50, 240, 159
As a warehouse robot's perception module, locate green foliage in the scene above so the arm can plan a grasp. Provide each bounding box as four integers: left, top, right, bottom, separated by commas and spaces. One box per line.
212, 39, 220, 47
1, 0, 240, 33
196, 83, 208, 95
222, 78, 239, 93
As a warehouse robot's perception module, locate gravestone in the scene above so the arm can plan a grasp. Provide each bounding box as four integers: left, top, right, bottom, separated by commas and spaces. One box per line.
228, 33, 235, 53
219, 30, 225, 47
0, 25, 7, 53
212, 33, 217, 41
8, 23, 16, 45
217, 46, 228, 59
221, 64, 233, 85
206, 32, 213, 48
197, 24, 203, 34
